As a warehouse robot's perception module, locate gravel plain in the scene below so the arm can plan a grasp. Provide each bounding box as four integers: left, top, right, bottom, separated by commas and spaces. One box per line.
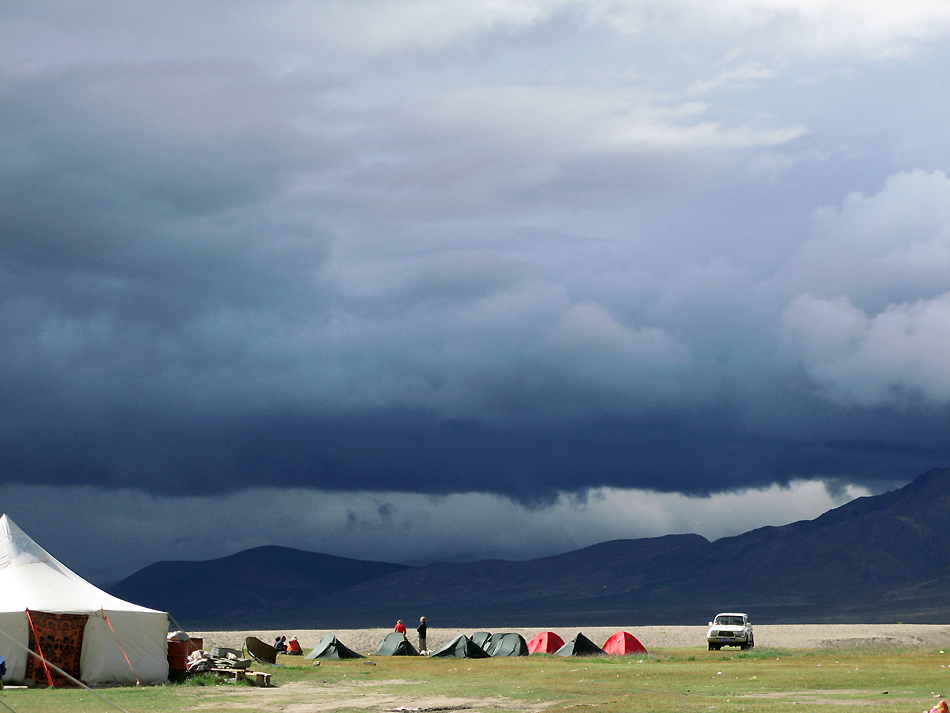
191, 623, 950, 655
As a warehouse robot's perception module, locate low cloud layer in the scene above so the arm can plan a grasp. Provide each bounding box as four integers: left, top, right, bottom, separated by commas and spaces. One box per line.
2, 2, 950, 572
5, 480, 869, 584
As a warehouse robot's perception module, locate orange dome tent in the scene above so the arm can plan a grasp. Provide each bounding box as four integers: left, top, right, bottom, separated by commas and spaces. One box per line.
602, 631, 647, 655
527, 631, 564, 654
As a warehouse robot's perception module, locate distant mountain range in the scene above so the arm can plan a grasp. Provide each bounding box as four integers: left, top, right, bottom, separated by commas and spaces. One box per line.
111, 467, 950, 629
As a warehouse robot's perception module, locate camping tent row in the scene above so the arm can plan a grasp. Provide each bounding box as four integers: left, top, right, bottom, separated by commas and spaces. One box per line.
372, 632, 518, 658
527, 630, 647, 656
365, 630, 647, 659
0, 514, 169, 686
243, 633, 367, 663
301, 630, 648, 659
250, 632, 418, 661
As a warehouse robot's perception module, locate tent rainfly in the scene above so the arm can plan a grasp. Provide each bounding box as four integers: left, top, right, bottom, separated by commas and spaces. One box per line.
527, 631, 564, 654
555, 633, 606, 657
374, 633, 419, 656
429, 634, 490, 659
0, 514, 169, 686
471, 631, 492, 651
485, 632, 529, 657
305, 634, 365, 659
602, 631, 647, 655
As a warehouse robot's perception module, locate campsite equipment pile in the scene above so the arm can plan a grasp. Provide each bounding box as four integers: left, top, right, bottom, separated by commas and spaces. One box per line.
178, 637, 271, 685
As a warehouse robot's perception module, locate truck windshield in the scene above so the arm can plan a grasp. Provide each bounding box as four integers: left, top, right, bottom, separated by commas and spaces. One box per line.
716, 616, 744, 626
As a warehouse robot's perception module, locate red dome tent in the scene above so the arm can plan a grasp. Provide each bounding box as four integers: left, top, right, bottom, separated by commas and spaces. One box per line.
602, 631, 647, 655
527, 631, 564, 654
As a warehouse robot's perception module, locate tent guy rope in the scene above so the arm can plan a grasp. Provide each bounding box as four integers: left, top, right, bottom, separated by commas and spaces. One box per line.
0, 628, 131, 713
23, 610, 53, 688
101, 609, 139, 684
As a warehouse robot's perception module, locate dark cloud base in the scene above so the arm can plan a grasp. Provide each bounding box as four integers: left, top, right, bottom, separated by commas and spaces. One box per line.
4, 407, 943, 501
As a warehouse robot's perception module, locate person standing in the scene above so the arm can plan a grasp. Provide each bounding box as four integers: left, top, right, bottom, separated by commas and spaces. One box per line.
417, 616, 427, 653
395, 620, 407, 634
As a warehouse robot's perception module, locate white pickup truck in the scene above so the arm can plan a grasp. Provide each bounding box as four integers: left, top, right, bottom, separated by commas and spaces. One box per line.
706, 612, 754, 650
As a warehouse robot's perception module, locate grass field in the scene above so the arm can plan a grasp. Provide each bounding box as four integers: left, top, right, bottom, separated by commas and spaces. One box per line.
3, 646, 949, 712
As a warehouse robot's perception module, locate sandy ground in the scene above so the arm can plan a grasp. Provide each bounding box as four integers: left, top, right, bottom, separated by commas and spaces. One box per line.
185, 681, 551, 713
179, 625, 950, 712
191, 623, 950, 654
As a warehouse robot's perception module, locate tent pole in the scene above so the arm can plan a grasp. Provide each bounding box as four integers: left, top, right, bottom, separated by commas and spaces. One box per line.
167, 612, 189, 636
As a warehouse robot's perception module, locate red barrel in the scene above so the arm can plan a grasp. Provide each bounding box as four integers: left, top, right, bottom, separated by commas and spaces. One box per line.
167, 639, 189, 673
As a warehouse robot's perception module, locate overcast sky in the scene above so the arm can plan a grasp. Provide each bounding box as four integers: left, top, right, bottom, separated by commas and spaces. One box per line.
3, 1, 950, 584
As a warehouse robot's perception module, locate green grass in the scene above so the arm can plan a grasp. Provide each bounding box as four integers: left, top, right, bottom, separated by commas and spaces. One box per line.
3, 647, 949, 712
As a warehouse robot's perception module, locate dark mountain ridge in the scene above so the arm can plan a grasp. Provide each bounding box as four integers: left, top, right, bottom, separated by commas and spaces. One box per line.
112, 467, 950, 629
109, 545, 411, 627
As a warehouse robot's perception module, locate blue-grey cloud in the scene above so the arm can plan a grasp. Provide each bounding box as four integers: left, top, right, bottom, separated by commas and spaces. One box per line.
2, 2, 950, 573
0, 480, 873, 584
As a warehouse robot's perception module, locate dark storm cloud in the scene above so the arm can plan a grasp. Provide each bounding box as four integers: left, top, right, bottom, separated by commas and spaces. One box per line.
2, 1, 950, 534
0, 61, 336, 325
0, 405, 940, 503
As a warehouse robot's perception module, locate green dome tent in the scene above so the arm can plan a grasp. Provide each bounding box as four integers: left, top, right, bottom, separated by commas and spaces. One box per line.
486, 632, 529, 657
374, 632, 419, 656
305, 634, 365, 659
429, 634, 490, 658
555, 633, 606, 657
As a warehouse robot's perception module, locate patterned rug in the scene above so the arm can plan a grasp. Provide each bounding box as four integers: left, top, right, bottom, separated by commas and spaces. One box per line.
26, 610, 87, 687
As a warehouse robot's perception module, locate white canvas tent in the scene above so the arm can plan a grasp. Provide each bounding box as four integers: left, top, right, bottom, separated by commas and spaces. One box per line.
0, 513, 169, 684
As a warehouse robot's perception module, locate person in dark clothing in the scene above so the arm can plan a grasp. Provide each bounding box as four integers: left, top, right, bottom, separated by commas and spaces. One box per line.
417, 616, 427, 653
275, 635, 287, 652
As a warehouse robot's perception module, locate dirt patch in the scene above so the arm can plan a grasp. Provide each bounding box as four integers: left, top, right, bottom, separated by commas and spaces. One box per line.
743, 689, 921, 707
818, 636, 928, 649
183, 681, 552, 713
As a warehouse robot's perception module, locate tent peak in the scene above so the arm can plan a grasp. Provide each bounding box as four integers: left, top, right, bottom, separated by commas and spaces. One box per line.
0, 514, 57, 573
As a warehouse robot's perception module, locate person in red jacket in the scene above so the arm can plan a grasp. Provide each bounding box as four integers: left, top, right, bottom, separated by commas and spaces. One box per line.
286, 636, 302, 655
394, 620, 407, 634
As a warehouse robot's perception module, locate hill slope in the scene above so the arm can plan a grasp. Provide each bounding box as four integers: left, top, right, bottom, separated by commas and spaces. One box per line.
109, 545, 412, 628
111, 467, 950, 628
